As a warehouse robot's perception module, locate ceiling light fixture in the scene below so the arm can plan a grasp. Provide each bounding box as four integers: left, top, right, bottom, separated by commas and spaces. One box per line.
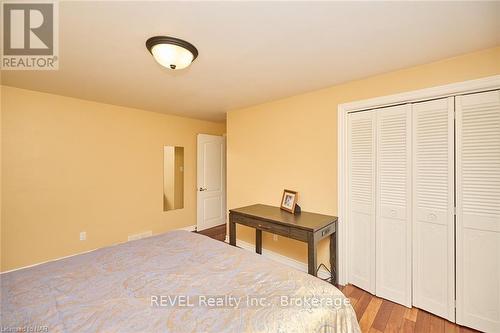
146, 36, 198, 70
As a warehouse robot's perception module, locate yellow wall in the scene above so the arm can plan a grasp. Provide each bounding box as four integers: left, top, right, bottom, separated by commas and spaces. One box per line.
1, 86, 225, 271
227, 47, 500, 267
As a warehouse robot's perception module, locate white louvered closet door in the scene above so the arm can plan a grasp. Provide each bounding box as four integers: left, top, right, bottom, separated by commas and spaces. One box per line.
456, 90, 500, 333
348, 111, 376, 294
412, 97, 455, 321
375, 104, 412, 307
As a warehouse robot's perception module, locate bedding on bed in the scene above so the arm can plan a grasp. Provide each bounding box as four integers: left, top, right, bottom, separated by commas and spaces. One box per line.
1, 230, 360, 333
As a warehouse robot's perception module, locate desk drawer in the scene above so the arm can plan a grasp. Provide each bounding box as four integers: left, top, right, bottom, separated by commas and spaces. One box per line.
231, 215, 290, 237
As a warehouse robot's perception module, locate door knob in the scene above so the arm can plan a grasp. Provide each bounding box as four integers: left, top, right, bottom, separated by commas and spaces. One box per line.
199, 187, 207, 191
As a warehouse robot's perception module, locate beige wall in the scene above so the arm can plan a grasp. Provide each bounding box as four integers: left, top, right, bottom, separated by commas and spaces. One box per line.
1, 86, 225, 271
227, 46, 500, 268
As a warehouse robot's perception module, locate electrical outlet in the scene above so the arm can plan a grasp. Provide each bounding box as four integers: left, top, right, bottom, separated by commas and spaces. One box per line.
273, 234, 278, 241
80, 231, 86, 241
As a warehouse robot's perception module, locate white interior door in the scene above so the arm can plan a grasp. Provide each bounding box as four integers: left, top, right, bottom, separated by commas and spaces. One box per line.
412, 97, 455, 321
456, 90, 500, 333
375, 104, 412, 307
197, 134, 226, 231
348, 111, 376, 294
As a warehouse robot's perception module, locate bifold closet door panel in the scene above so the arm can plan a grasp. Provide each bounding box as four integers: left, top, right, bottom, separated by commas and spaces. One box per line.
456, 90, 500, 333
348, 111, 376, 293
375, 104, 412, 307
412, 97, 455, 321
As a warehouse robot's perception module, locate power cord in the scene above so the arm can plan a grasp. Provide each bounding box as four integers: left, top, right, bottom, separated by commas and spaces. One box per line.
316, 263, 336, 285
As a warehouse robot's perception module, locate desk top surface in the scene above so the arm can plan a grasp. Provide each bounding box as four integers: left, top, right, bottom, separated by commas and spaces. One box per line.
229, 204, 337, 232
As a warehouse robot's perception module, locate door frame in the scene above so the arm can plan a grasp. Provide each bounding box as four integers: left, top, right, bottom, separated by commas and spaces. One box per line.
337, 75, 500, 286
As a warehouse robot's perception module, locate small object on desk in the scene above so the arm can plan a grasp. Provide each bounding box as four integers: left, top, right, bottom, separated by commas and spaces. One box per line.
229, 204, 338, 284
280, 189, 298, 213
294, 203, 301, 214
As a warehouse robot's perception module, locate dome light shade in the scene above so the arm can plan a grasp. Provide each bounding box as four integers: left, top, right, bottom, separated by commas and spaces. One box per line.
146, 36, 198, 70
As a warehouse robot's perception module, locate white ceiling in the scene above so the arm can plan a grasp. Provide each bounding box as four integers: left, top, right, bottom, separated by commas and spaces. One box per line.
2, 1, 499, 121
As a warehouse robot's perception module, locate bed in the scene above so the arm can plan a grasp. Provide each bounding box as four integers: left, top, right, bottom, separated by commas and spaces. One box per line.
1, 230, 360, 332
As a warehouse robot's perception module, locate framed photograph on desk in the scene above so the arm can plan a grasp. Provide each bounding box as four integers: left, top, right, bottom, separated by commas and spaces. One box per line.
280, 189, 298, 213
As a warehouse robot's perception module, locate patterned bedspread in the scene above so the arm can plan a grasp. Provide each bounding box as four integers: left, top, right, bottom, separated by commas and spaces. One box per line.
1, 230, 360, 333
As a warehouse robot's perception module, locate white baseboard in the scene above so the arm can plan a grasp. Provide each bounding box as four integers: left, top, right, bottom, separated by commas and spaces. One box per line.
224, 236, 332, 281
177, 225, 197, 232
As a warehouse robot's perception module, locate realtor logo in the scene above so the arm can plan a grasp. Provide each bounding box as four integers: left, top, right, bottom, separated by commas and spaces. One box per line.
1, 1, 58, 70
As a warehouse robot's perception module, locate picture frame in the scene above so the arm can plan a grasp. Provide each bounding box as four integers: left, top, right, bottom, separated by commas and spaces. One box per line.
280, 189, 298, 213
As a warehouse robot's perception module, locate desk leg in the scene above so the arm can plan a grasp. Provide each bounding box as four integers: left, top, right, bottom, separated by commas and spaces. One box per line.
307, 234, 317, 276
330, 232, 337, 285
229, 221, 236, 246
255, 229, 262, 254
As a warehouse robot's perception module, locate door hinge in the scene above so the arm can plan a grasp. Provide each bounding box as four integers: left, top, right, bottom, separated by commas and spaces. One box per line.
453, 207, 456, 215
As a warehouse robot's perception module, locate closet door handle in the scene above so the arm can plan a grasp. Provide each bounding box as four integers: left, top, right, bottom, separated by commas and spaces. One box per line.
199, 187, 207, 192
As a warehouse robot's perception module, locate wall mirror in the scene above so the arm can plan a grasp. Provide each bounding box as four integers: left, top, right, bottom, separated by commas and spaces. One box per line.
163, 146, 184, 211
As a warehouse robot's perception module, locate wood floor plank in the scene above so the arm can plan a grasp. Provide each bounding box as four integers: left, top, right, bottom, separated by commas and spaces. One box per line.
444, 320, 459, 333
358, 297, 383, 332
347, 286, 364, 307
414, 309, 431, 333
342, 284, 355, 297
371, 300, 394, 331
196, 224, 226, 242
401, 319, 416, 333
354, 291, 373, 320
385, 303, 407, 332
348, 295, 359, 307
429, 314, 445, 333
404, 307, 418, 322
350, 285, 364, 301
368, 328, 382, 333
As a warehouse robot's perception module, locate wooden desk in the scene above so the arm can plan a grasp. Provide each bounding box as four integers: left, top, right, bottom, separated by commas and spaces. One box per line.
229, 204, 338, 284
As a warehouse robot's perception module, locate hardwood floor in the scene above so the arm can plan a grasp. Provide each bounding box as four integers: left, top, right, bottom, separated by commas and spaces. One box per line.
196, 224, 226, 241
339, 284, 480, 333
